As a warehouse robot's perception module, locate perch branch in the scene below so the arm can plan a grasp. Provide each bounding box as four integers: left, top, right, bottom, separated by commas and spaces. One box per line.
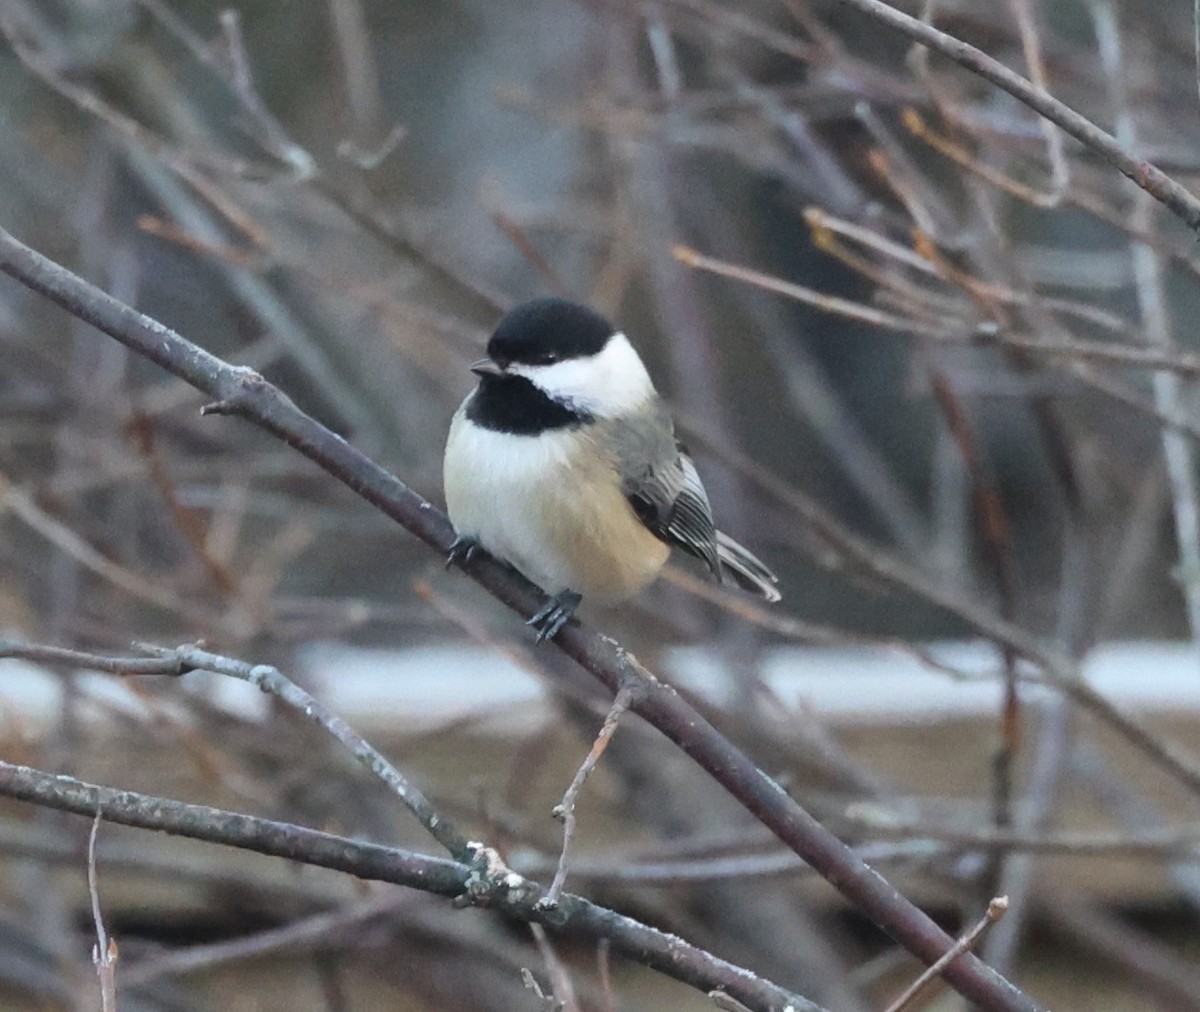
0, 223, 1039, 1012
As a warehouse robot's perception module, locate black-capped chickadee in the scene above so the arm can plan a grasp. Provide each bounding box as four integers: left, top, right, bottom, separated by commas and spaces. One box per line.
443, 298, 780, 641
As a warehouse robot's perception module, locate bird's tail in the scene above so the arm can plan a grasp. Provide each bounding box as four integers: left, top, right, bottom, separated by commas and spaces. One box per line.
715, 531, 781, 603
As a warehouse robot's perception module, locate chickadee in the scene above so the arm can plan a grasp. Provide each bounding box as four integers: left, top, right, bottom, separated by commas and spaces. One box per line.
443, 297, 780, 641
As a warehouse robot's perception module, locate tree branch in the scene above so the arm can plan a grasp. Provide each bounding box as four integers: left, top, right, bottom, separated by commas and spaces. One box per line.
0, 758, 818, 1012
0, 223, 1039, 1011
831, 0, 1200, 234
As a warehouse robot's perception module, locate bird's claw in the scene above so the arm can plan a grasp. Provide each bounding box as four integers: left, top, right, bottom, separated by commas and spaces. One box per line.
526, 590, 582, 643
445, 536, 480, 569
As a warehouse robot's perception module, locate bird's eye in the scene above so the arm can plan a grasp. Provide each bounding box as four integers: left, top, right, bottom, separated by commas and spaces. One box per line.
530, 352, 559, 366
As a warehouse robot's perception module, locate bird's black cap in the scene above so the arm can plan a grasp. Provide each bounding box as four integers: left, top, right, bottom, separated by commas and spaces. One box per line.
486, 298, 615, 368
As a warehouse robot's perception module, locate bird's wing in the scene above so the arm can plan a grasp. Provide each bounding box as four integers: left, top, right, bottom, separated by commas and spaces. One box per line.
610, 405, 722, 577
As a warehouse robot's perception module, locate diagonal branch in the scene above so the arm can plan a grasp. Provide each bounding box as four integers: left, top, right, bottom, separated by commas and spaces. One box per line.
0, 758, 819, 1012
830, 0, 1200, 234
136, 642, 475, 861
0, 223, 1039, 1011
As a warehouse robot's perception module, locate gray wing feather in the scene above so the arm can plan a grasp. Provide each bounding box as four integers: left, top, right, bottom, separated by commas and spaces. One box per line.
609, 403, 721, 576
609, 401, 781, 600
666, 455, 722, 574
716, 531, 782, 602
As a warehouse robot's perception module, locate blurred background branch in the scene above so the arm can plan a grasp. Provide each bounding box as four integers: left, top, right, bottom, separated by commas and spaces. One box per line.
1, 0, 1199, 1009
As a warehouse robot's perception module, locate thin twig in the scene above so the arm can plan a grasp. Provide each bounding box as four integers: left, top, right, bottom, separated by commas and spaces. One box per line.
658, 0, 818, 63
830, 0, 1200, 233
88, 805, 118, 1012
899, 111, 1200, 283
0, 9, 505, 319
858, 102, 965, 244
661, 567, 981, 682
807, 203, 1195, 328
535, 841, 946, 886
1042, 887, 1200, 1010
542, 686, 635, 908
674, 244, 970, 338
839, 808, 1200, 859
645, 5, 683, 100
1091, 0, 1200, 669
217, 9, 315, 177
597, 939, 616, 1012
1008, 0, 1067, 204
0, 479, 203, 622
674, 245, 1200, 375
492, 211, 571, 295
127, 412, 241, 595
982, 698, 1071, 974
711, 197, 929, 552
328, 0, 389, 153
0, 641, 187, 676
121, 892, 405, 987
522, 967, 564, 1011
531, 923, 582, 1012
885, 896, 1009, 1012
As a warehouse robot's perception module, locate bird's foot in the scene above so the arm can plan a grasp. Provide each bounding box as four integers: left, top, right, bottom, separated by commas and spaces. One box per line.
526, 590, 582, 643
445, 535, 480, 569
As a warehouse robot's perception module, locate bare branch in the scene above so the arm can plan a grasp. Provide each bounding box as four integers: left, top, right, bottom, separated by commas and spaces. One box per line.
121, 893, 404, 986
674, 244, 1200, 375
1090, 0, 1200, 671
531, 924, 581, 1012
152, 642, 474, 859
542, 686, 635, 908
88, 807, 118, 1012
216, 9, 315, 178
1008, 0, 1067, 204
0, 224, 1042, 1012
830, 0, 1200, 233
885, 897, 1009, 1012
0, 758, 821, 1012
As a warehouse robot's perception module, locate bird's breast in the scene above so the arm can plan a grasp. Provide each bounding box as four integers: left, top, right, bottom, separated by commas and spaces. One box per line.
444, 409, 669, 599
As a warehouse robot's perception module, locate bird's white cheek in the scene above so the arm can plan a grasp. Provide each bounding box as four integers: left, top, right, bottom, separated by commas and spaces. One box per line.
513, 333, 655, 418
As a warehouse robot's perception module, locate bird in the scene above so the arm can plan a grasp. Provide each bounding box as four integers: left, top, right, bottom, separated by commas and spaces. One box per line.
443, 297, 780, 642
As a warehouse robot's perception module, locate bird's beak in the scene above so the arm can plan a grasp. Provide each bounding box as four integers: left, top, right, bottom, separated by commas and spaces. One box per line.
470, 358, 505, 377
